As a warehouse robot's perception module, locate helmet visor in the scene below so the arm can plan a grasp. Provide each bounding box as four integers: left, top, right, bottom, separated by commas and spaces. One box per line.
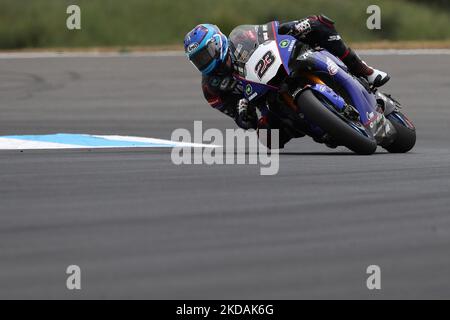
190, 39, 220, 71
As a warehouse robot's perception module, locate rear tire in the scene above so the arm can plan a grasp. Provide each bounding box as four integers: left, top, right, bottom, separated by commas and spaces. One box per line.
296, 90, 377, 155
384, 112, 416, 153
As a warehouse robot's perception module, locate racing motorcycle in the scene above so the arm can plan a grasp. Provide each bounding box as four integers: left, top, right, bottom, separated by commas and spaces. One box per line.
229, 22, 416, 154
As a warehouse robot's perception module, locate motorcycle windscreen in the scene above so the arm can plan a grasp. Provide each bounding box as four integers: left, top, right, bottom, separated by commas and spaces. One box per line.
229, 25, 260, 65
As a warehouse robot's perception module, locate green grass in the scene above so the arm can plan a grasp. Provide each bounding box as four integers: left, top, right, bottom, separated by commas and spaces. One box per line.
0, 0, 449, 49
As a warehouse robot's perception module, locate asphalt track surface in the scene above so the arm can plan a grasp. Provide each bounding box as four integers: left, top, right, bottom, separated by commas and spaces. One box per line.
0, 53, 449, 299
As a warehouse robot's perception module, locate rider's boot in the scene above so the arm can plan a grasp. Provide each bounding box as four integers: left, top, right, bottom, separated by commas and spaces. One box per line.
342, 48, 390, 87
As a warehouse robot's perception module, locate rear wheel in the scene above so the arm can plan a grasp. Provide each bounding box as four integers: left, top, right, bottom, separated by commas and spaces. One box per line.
384, 111, 416, 153
296, 90, 377, 155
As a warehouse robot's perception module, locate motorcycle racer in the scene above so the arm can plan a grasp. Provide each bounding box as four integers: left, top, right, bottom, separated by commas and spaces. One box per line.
183, 15, 390, 147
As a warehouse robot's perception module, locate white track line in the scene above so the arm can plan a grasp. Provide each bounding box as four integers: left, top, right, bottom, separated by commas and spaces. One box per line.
0, 134, 221, 150
0, 138, 86, 150
0, 51, 184, 59
0, 49, 449, 59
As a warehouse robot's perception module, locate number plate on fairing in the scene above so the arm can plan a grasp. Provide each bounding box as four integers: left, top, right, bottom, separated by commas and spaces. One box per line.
245, 41, 282, 85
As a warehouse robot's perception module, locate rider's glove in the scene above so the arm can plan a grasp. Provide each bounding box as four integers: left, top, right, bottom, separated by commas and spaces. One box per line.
237, 98, 248, 114
278, 19, 312, 39
292, 19, 313, 37
236, 98, 257, 130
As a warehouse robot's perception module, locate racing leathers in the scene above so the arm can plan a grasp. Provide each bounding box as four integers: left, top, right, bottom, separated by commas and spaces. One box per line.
278, 14, 389, 86
202, 60, 258, 130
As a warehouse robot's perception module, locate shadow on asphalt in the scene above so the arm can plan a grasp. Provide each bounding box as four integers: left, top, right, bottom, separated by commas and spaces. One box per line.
279, 151, 389, 156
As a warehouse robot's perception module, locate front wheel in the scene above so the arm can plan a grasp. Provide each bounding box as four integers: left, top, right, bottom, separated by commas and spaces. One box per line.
384, 111, 416, 153
296, 90, 377, 155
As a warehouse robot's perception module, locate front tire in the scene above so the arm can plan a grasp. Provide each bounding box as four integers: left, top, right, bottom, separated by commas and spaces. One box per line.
384, 112, 416, 153
296, 90, 377, 155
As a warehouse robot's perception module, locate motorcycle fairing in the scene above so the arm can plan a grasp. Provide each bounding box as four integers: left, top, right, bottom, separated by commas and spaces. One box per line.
230, 21, 297, 102
306, 83, 347, 112
270, 21, 298, 75
232, 21, 382, 133
309, 50, 378, 125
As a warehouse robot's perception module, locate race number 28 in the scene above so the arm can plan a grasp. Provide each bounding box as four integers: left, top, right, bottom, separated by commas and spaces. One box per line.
255, 51, 275, 79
